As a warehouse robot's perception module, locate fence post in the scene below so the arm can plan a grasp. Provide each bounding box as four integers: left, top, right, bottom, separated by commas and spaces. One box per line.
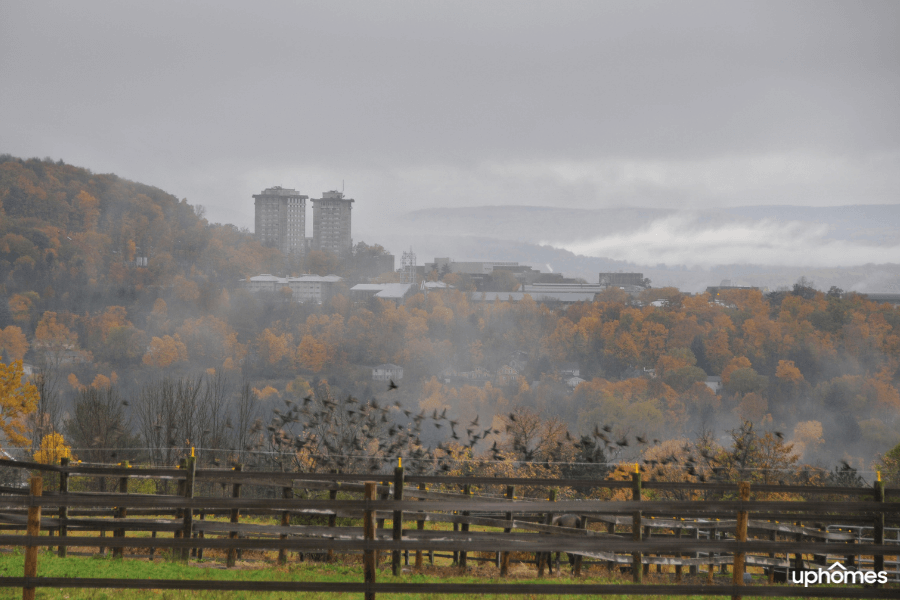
58, 457, 68, 558
364, 481, 377, 600
675, 526, 683, 582
537, 488, 556, 577
197, 511, 205, 560
631, 468, 642, 584
690, 525, 699, 576
180, 455, 195, 561
113, 461, 129, 558
415, 483, 426, 569
708, 526, 717, 583
768, 529, 777, 583
23, 476, 42, 600
175, 459, 186, 537
732, 482, 750, 600
500, 485, 514, 576
573, 515, 586, 577
793, 521, 803, 578
327, 477, 338, 562
643, 524, 651, 576
377, 479, 389, 565
392, 461, 404, 576
607, 520, 616, 573
279, 486, 293, 565
874, 477, 884, 583
459, 483, 471, 569
226, 464, 242, 568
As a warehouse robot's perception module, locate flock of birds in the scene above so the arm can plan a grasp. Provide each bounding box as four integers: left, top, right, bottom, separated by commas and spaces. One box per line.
119, 378, 860, 485
255, 379, 766, 478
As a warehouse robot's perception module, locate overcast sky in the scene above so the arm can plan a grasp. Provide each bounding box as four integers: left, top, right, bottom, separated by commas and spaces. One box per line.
2, 1, 898, 239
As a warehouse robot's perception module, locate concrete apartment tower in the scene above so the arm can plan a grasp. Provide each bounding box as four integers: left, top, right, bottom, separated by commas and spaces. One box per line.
312, 190, 354, 255
253, 186, 309, 254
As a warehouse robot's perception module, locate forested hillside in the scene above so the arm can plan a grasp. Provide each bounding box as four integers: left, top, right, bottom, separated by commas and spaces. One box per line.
0, 156, 898, 485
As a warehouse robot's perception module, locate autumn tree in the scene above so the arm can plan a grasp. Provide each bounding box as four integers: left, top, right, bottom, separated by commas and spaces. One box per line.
142, 335, 188, 368
0, 358, 38, 448
0, 327, 28, 362
33, 432, 73, 465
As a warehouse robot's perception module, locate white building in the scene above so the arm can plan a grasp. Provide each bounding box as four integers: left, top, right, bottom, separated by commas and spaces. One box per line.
243, 274, 342, 304
372, 364, 403, 381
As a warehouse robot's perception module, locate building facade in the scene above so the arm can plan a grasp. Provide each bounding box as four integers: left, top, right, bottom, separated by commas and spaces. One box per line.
242, 274, 342, 304
372, 364, 403, 382
312, 191, 354, 256
598, 272, 647, 288
253, 187, 309, 254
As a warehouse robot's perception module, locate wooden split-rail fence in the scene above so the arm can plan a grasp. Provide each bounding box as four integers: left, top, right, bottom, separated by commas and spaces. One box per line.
0, 457, 898, 599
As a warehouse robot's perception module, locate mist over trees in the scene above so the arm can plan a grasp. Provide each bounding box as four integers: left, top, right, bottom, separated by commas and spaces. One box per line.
0, 156, 898, 486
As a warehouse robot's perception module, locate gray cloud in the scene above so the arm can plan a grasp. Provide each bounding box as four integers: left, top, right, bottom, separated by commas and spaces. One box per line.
546, 215, 900, 268
1, 1, 898, 231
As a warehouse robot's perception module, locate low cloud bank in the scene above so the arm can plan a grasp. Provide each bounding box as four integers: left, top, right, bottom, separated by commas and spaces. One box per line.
545, 216, 900, 268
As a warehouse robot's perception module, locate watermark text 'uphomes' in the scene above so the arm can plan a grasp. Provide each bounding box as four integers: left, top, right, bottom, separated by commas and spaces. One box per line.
793, 563, 888, 587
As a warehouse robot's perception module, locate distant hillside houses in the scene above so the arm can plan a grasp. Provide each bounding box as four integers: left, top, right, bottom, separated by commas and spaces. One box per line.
242, 274, 342, 303
422, 257, 583, 289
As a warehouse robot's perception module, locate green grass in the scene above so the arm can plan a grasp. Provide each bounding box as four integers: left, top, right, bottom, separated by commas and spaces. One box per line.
0, 550, 879, 600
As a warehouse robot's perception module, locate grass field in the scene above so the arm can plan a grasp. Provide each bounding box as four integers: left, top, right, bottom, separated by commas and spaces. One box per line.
0, 549, 872, 600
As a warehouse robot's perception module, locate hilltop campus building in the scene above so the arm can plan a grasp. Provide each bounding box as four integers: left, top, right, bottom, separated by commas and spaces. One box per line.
253, 187, 353, 256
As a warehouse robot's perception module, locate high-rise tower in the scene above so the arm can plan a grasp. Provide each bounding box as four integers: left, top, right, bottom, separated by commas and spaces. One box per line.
312, 190, 354, 256
253, 186, 309, 254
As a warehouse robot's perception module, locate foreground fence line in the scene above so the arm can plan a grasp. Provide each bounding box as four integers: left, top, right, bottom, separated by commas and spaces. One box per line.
0, 458, 896, 599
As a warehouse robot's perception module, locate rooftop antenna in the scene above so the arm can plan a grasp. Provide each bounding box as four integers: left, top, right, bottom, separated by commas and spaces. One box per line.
342, 179, 345, 194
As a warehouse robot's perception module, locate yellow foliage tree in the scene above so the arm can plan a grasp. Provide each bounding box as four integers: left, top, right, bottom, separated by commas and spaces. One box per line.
8, 294, 36, 324
257, 328, 294, 366
0, 326, 29, 362
791, 420, 824, 461
0, 358, 39, 447
721, 356, 752, 385
172, 275, 200, 303
91, 374, 111, 389
295, 335, 328, 373
33, 432, 73, 464
142, 335, 188, 368
775, 359, 804, 383
253, 385, 279, 400
74, 190, 100, 231
67, 373, 84, 391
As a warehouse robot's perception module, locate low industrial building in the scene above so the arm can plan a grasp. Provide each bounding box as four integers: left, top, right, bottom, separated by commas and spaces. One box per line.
350, 283, 416, 303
